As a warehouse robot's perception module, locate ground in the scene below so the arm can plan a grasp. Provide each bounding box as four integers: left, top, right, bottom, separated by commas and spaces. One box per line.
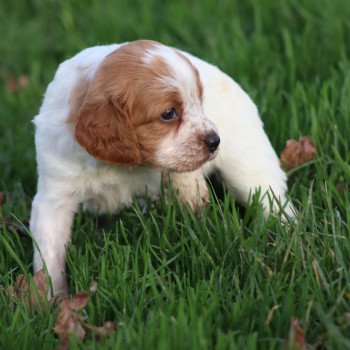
1, 0, 350, 349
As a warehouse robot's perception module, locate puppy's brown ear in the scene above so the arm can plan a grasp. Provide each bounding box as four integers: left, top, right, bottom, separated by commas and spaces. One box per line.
75, 98, 142, 166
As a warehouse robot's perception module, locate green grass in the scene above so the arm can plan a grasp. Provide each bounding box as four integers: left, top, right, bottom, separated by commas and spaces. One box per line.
1, 0, 350, 348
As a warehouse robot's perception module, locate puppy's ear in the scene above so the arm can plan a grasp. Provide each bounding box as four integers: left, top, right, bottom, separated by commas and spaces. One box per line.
75, 97, 142, 166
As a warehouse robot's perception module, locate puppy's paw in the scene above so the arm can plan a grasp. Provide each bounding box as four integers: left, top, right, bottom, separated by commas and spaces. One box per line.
162, 170, 209, 214
177, 176, 209, 214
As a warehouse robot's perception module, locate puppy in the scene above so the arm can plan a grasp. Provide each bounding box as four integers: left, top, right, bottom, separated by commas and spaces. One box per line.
30, 40, 294, 296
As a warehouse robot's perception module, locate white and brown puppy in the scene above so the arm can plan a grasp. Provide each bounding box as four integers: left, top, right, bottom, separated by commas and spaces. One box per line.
30, 40, 294, 296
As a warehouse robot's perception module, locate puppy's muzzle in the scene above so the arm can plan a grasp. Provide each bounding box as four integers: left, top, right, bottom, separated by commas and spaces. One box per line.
204, 133, 220, 152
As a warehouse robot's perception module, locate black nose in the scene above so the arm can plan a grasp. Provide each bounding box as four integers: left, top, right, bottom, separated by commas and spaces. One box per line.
204, 133, 220, 152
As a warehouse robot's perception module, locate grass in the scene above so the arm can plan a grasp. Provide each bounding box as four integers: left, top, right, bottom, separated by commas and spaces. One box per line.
1, 0, 350, 348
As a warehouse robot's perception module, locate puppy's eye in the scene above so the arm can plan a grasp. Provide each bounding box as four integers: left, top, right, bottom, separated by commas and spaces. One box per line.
161, 108, 177, 121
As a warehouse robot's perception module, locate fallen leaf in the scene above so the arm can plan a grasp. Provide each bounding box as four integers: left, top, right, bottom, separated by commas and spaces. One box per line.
285, 318, 306, 349
85, 321, 116, 338
17, 75, 30, 89
5, 74, 29, 93
5, 78, 17, 92
68, 291, 90, 310
89, 281, 98, 293
6, 269, 49, 308
336, 183, 350, 196
0, 220, 29, 237
280, 136, 316, 170
0, 192, 3, 208
54, 286, 115, 349
54, 297, 87, 350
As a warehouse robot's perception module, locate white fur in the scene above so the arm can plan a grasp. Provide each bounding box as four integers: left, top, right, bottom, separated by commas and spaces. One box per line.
30, 42, 294, 296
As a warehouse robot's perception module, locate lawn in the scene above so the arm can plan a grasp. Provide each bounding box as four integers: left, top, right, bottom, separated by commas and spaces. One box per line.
1, 0, 350, 349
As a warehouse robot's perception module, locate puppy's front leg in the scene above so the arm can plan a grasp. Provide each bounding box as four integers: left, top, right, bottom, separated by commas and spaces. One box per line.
162, 169, 209, 213
30, 190, 78, 297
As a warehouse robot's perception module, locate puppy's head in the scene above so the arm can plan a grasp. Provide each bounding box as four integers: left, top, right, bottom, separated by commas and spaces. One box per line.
73, 40, 220, 172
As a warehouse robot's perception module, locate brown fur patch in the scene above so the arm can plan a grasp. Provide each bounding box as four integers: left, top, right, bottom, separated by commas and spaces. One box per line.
76, 97, 142, 165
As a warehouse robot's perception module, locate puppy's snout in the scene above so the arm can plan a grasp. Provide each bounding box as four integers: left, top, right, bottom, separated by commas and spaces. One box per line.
204, 133, 220, 152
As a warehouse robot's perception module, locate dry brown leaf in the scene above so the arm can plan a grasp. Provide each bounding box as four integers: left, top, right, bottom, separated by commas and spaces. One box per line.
54, 287, 115, 349
336, 183, 350, 196
0, 220, 29, 237
68, 291, 90, 310
54, 297, 87, 349
285, 318, 306, 349
5, 75, 29, 93
280, 136, 316, 170
5, 78, 17, 92
89, 281, 98, 293
0, 192, 3, 208
7, 269, 49, 308
85, 321, 116, 338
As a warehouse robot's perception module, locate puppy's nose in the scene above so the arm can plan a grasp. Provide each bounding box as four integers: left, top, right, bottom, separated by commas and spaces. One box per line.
204, 133, 220, 152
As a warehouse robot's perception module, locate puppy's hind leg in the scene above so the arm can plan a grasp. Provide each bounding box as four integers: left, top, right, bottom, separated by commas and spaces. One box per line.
200, 71, 297, 219
212, 128, 295, 220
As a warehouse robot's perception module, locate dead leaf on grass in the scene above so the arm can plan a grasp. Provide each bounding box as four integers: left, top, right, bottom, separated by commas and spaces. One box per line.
89, 281, 98, 293
0, 192, 3, 208
84, 321, 116, 338
5, 74, 29, 93
54, 292, 89, 349
6, 269, 49, 308
54, 284, 115, 349
0, 220, 29, 237
280, 136, 316, 170
285, 318, 306, 349
336, 183, 350, 196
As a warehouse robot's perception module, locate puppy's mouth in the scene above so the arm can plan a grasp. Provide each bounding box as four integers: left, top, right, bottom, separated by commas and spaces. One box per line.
181, 131, 220, 171
165, 146, 219, 173
151, 131, 220, 173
